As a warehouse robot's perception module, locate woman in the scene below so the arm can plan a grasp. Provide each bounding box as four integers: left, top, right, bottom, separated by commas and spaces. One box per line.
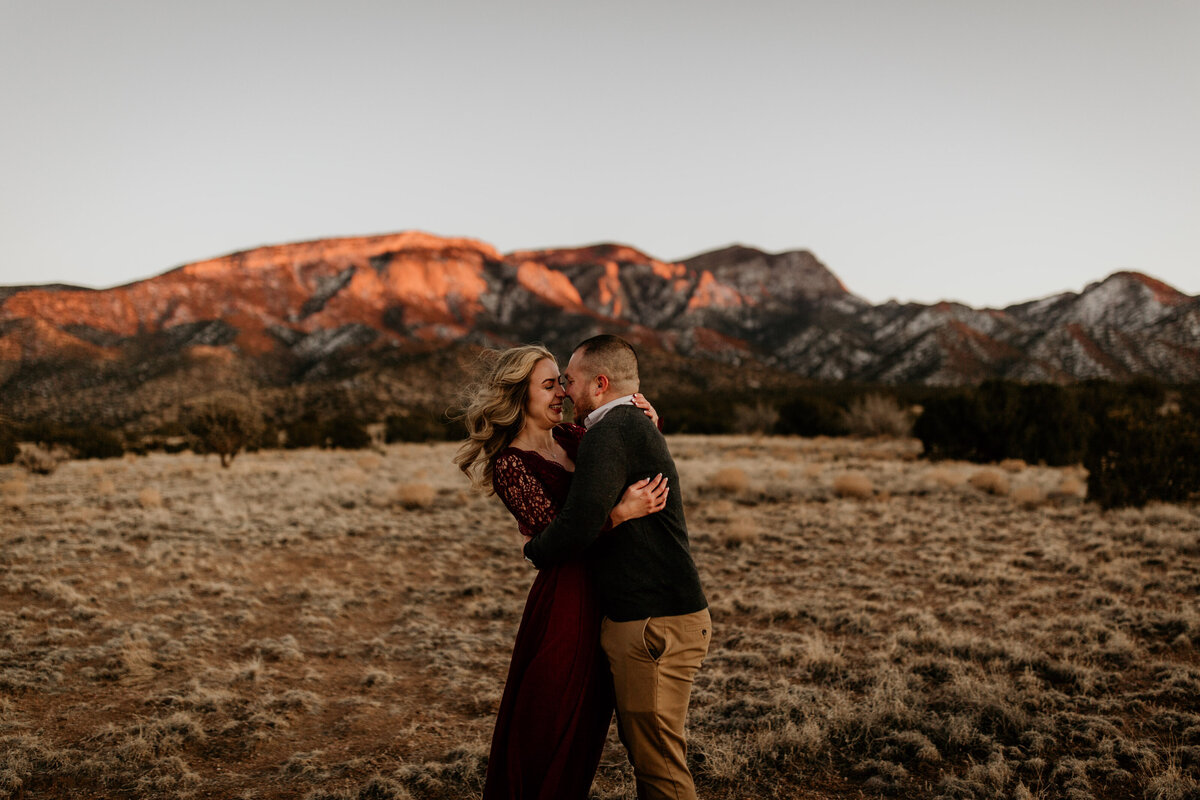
455, 344, 667, 800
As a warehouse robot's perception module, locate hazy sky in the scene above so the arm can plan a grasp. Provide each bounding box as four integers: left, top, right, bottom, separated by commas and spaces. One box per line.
2, 1, 1197, 307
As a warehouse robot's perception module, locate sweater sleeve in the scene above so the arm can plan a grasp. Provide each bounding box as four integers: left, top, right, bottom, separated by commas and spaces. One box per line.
522, 419, 630, 568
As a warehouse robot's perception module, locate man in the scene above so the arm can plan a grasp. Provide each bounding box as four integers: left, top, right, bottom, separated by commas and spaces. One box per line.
523, 334, 710, 800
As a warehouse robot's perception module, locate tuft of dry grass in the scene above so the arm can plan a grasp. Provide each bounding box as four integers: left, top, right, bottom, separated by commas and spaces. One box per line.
705, 467, 750, 495
356, 453, 383, 472
968, 468, 1010, 496
2, 478, 28, 507
832, 472, 874, 499
1011, 484, 1045, 509
719, 517, 759, 549
924, 466, 964, 489
335, 467, 368, 486
394, 482, 435, 509
999, 458, 1027, 473
138, 487, 164, 508
1051, 474, 1088, 500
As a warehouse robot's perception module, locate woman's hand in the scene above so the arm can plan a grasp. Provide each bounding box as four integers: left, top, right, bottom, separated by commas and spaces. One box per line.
632, 393, 659, 429
610, 473, 669, 527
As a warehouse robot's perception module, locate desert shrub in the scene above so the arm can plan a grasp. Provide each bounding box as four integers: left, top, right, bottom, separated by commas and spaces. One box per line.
733, 401, 781, 435
183, 392, 265, 468
395, 483, 436, 509
12, 421, 124, 460
0, 417, 18, 464
915, 381, 1089, 466
1085, 405, 1200, 509
833, 472, 874, 498
655, 393, 737, 434
284, 414, 325, 449
60, 425, 124, 460
1051, 475, 1087, 499
719, 517, 760, 548
706, 467, 750, 495
968, 468, 1010, 496
386, 409, 462, 442
841, 394, 913, 438
16, 446, 65, 475
924, 466, 964, 489
2, 478, 28, 506
776, 395, 848, 437
1011, 484, 1044, 509
323, 414, 371, 450
138, 488, 163, 509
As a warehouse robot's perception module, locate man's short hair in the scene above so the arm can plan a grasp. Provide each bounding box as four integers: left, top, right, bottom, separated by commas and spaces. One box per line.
573, 334, 639, 392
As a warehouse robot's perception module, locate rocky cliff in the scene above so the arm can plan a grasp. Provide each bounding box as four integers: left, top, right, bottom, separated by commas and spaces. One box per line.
2, 230, 1196, 425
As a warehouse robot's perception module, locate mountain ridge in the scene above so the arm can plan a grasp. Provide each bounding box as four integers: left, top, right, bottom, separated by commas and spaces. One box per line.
2, 230, 1197, 426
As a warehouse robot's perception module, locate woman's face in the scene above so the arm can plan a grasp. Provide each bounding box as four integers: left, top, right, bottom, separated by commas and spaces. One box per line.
523, 358, 566, 431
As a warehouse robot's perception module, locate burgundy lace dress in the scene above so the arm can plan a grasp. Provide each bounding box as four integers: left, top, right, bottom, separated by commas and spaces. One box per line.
482, 423, 614, 800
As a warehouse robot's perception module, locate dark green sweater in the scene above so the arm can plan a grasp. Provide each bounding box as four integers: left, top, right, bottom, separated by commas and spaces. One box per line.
522, 404, 707, 622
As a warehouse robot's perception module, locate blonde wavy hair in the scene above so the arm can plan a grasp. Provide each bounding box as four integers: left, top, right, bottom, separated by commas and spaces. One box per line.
454, 344, 557, 493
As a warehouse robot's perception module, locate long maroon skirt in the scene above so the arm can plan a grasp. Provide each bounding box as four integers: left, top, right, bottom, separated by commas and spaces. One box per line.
482, 560, 613, 800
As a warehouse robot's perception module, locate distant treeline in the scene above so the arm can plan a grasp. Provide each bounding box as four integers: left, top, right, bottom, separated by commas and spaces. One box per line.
3, 380, 1197, 508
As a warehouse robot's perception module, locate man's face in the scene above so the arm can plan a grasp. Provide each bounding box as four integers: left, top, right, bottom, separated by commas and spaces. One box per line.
561, 351, 598, 421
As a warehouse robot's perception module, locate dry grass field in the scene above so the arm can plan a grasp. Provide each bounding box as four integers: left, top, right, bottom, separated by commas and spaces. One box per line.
2, 436, 1198, 800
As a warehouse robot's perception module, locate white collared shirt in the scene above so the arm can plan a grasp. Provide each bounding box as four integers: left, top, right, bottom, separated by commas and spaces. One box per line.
583, 394, 637, 429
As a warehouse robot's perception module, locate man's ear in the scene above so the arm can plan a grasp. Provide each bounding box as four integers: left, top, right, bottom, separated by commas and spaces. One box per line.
595, 374, 610, 394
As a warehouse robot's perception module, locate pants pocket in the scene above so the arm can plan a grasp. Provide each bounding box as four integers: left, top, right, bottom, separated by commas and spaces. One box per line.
642, 618, 666, 661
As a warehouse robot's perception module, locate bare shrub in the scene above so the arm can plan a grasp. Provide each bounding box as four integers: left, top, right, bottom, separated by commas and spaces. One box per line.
138, 488, 163, 509
833, 472, 874, 499
968, 468, 1010, 496
16, 445, 65, 475
999, 458, 1027, 473
395, 483, 436, 510
840, 394, 913, 438
706, 467, 749, 495
183, 392, 264, 468
1011, 484, 1045, 509
733, 401, 780, 435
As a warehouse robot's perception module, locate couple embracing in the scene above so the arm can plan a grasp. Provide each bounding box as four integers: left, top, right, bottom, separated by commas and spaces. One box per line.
456, 334, 711, 800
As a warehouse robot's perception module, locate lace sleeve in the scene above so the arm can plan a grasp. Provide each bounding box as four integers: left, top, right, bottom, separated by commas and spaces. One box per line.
492, 452, 559, 538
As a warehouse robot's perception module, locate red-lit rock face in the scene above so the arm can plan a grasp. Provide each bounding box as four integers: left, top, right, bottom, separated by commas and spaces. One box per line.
2, 232, 1197, 386
1, 234, 775, 358
1, 232, 503, 355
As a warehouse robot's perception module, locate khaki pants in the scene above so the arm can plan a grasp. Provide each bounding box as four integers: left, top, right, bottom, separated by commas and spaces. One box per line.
600, 608, 712, 800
